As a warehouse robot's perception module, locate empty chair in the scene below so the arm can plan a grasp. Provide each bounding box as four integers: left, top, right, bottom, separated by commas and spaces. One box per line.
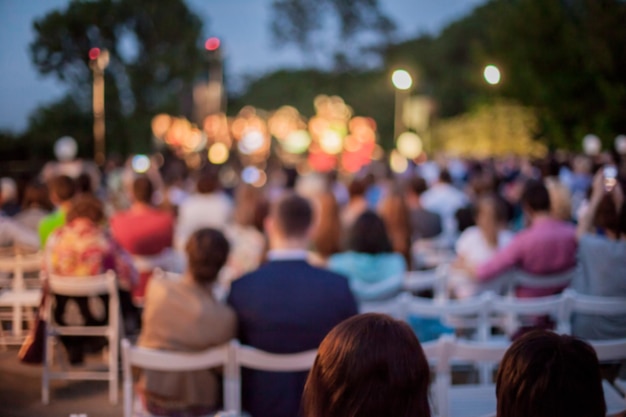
42, 271, 121, 404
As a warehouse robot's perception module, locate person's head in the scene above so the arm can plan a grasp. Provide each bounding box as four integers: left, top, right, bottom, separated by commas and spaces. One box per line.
233, 183, 266, 228
475, 195, 509, 237
312, 191, 341, 258
302, 313, 431, 417
348, 177, 367, 200
132, 176, 154, 205
593, 194, 621, 237
66, 195, 104, 224
520, 179, 551, 216
185, 228, 230, 286
265, 192, 313, 246
496, 330, 605, 417
22, 181, 53, 211
76, 172, 93, 195
406, 176, 429, 197
438, 169, 452, 184
0, 177, 18, 204
196, 169, 219, 194
49, 175, 76, 206
347, 210, 393, 254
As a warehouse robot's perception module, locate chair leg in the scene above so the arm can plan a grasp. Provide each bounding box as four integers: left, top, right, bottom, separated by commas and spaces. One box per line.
42, 331, 53, 404
109, 333, 119, 404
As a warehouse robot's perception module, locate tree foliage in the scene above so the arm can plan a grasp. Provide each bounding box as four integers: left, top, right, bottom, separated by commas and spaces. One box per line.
270, 0, 396, 69
29, 0, 206, 154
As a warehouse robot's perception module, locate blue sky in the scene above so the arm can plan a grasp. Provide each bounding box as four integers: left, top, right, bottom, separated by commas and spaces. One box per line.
0, 0, 484, 133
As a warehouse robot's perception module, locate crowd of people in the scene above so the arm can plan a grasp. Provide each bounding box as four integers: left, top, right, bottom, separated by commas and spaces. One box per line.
0, 147, 625, 416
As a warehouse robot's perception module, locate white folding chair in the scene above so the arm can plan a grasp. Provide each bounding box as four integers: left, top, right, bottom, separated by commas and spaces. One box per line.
229, 340, 317, 416
404, 264, 449, 300
359, 291, 410, 319
121, 339, 232, 417
0, 252, 43, 347
42, 270, 121, 405
491, 292, 569, 337
589, 338, 626, 417
560, 289, 626, 336
505, 268, 575, 295
428, 335, 508, 417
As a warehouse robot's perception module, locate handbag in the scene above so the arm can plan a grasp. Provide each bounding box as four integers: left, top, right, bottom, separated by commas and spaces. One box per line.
18, 289, 47, 365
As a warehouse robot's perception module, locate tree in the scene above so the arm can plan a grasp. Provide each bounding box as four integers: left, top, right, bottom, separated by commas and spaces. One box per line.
30, 0, 207, 155
270, 0, 396, 69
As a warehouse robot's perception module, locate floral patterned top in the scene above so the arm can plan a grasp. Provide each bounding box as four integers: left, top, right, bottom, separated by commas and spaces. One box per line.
44, 218, 137, 291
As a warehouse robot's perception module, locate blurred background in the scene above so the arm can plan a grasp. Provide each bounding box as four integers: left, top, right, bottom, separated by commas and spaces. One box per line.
0, 0, 625, 176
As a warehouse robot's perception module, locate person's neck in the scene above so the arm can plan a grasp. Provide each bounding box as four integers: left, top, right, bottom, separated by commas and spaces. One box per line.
130, 202, 152, 212
530, 212, 552, 224
59, 201, 73, 213
269, 237, 309, 251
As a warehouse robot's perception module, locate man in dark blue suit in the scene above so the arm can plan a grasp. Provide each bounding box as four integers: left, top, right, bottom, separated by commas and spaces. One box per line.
227, 192, 358, 417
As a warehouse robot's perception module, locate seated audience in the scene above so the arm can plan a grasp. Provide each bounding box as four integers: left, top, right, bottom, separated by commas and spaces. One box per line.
496, 330, 605, 417
44, 195, 138, 364
0, 186, 40, 249
340, 177, 369, 243
302, 313, 431, 417
464, 180, 577, 298
420, 169, 469, 247
405, 176, 442, 241
110, 176, 175, 302
175, 168, 232, 251
571, 169, 626, 339
227, 193, 357, 417
309, 190, 342, 266
0, 177, 21, 216
452, 195, 514, 298
39, 175, 76, 247
378, 185, 412, 267
14, 181, 53, 232
221, 184, 267, 287
328, 211, 406, 301
137, 228, 236, 416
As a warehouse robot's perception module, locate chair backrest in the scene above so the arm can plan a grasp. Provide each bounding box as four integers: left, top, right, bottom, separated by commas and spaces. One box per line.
588, 338, 626, 362
229, 340, 318, 416
121, 339, 231, 417
46, 270, 117, 297
0, 251, 43, 291
404, 264, 449, 300
491, 292, 569, 335
507, 268, 575, 291
430, 335, 509, 417
132, 248, 185, 275
359, 291, 410, 319
559, 289, 626, 335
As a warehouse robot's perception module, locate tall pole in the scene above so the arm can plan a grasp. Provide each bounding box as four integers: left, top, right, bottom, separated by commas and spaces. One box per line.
90, 49, 109, 166
391, 69, 413, 142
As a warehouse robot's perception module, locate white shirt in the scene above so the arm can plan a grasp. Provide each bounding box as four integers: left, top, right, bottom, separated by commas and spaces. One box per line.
420, 183, 468, 246
174, 192, 233, 250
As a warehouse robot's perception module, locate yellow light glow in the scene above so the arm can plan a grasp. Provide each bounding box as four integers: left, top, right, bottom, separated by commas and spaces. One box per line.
396, 132, 423, 159
389, 150, 408, 173
483, 65, 501, 85
319, 130, 343, 154
208, 142, 229, 164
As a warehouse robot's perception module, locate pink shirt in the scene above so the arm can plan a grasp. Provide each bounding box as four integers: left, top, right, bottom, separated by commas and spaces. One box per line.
476, 217, 577, 297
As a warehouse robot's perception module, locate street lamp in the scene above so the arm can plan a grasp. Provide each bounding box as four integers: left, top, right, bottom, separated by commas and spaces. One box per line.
391, 69, 413, 142
89, 48, 109, 166
483, 64, 501, 86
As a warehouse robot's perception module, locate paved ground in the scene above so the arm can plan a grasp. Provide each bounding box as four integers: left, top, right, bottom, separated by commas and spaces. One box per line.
0, 347, 122, 417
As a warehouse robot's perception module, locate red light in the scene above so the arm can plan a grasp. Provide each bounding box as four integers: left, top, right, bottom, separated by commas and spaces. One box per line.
205, 37, 220, 51
89, 47, 101, 60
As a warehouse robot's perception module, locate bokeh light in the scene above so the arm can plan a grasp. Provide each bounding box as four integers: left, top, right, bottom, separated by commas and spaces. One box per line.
131, 154, 151, 173
391, 69, 413, 90
396, 132, 423, 159
208, 142, 230, 164
483, 65, 501, 85
389, 150, 408, 174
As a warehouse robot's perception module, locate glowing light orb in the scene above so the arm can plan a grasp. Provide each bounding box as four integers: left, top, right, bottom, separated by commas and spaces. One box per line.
283, 130, 311, 154
391, 69, 413, 90
238, 129, 265, 155
582, 134, 601, 156
208, 143, 229, 164
54, 136, 78, 162
483, 65, 501, 85
396, 132, 423, 159
390, 150, 408, 174
319, 130, 343, 154
131, 155, 151, 173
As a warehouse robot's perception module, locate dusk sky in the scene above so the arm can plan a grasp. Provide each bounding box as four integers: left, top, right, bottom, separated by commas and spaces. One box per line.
0, 0, 485, 133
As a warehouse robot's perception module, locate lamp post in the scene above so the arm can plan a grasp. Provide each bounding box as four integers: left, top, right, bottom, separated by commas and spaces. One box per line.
391, 69, 413, 142
90, 48, 109, 166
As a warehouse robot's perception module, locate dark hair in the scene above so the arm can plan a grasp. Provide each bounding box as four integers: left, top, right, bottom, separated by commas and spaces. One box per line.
185, 228, 230, 285
521, 179, 551, 213
439, 169, 452, 184
593, 194, 620, 235
196, 170, 219, 194
67, 195, 104, 223
271, 193, 313, 238
347, 211, 393, 254
348, 178, 367, 198
22, 181, 53, 211
496, 330, 605, 417
302, 313, 431, 417
407, 176, 428, 196
133, 176, 154, 204
49, 175, 76, 203
76, 173, 93, 194
476, 194, 509, 224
